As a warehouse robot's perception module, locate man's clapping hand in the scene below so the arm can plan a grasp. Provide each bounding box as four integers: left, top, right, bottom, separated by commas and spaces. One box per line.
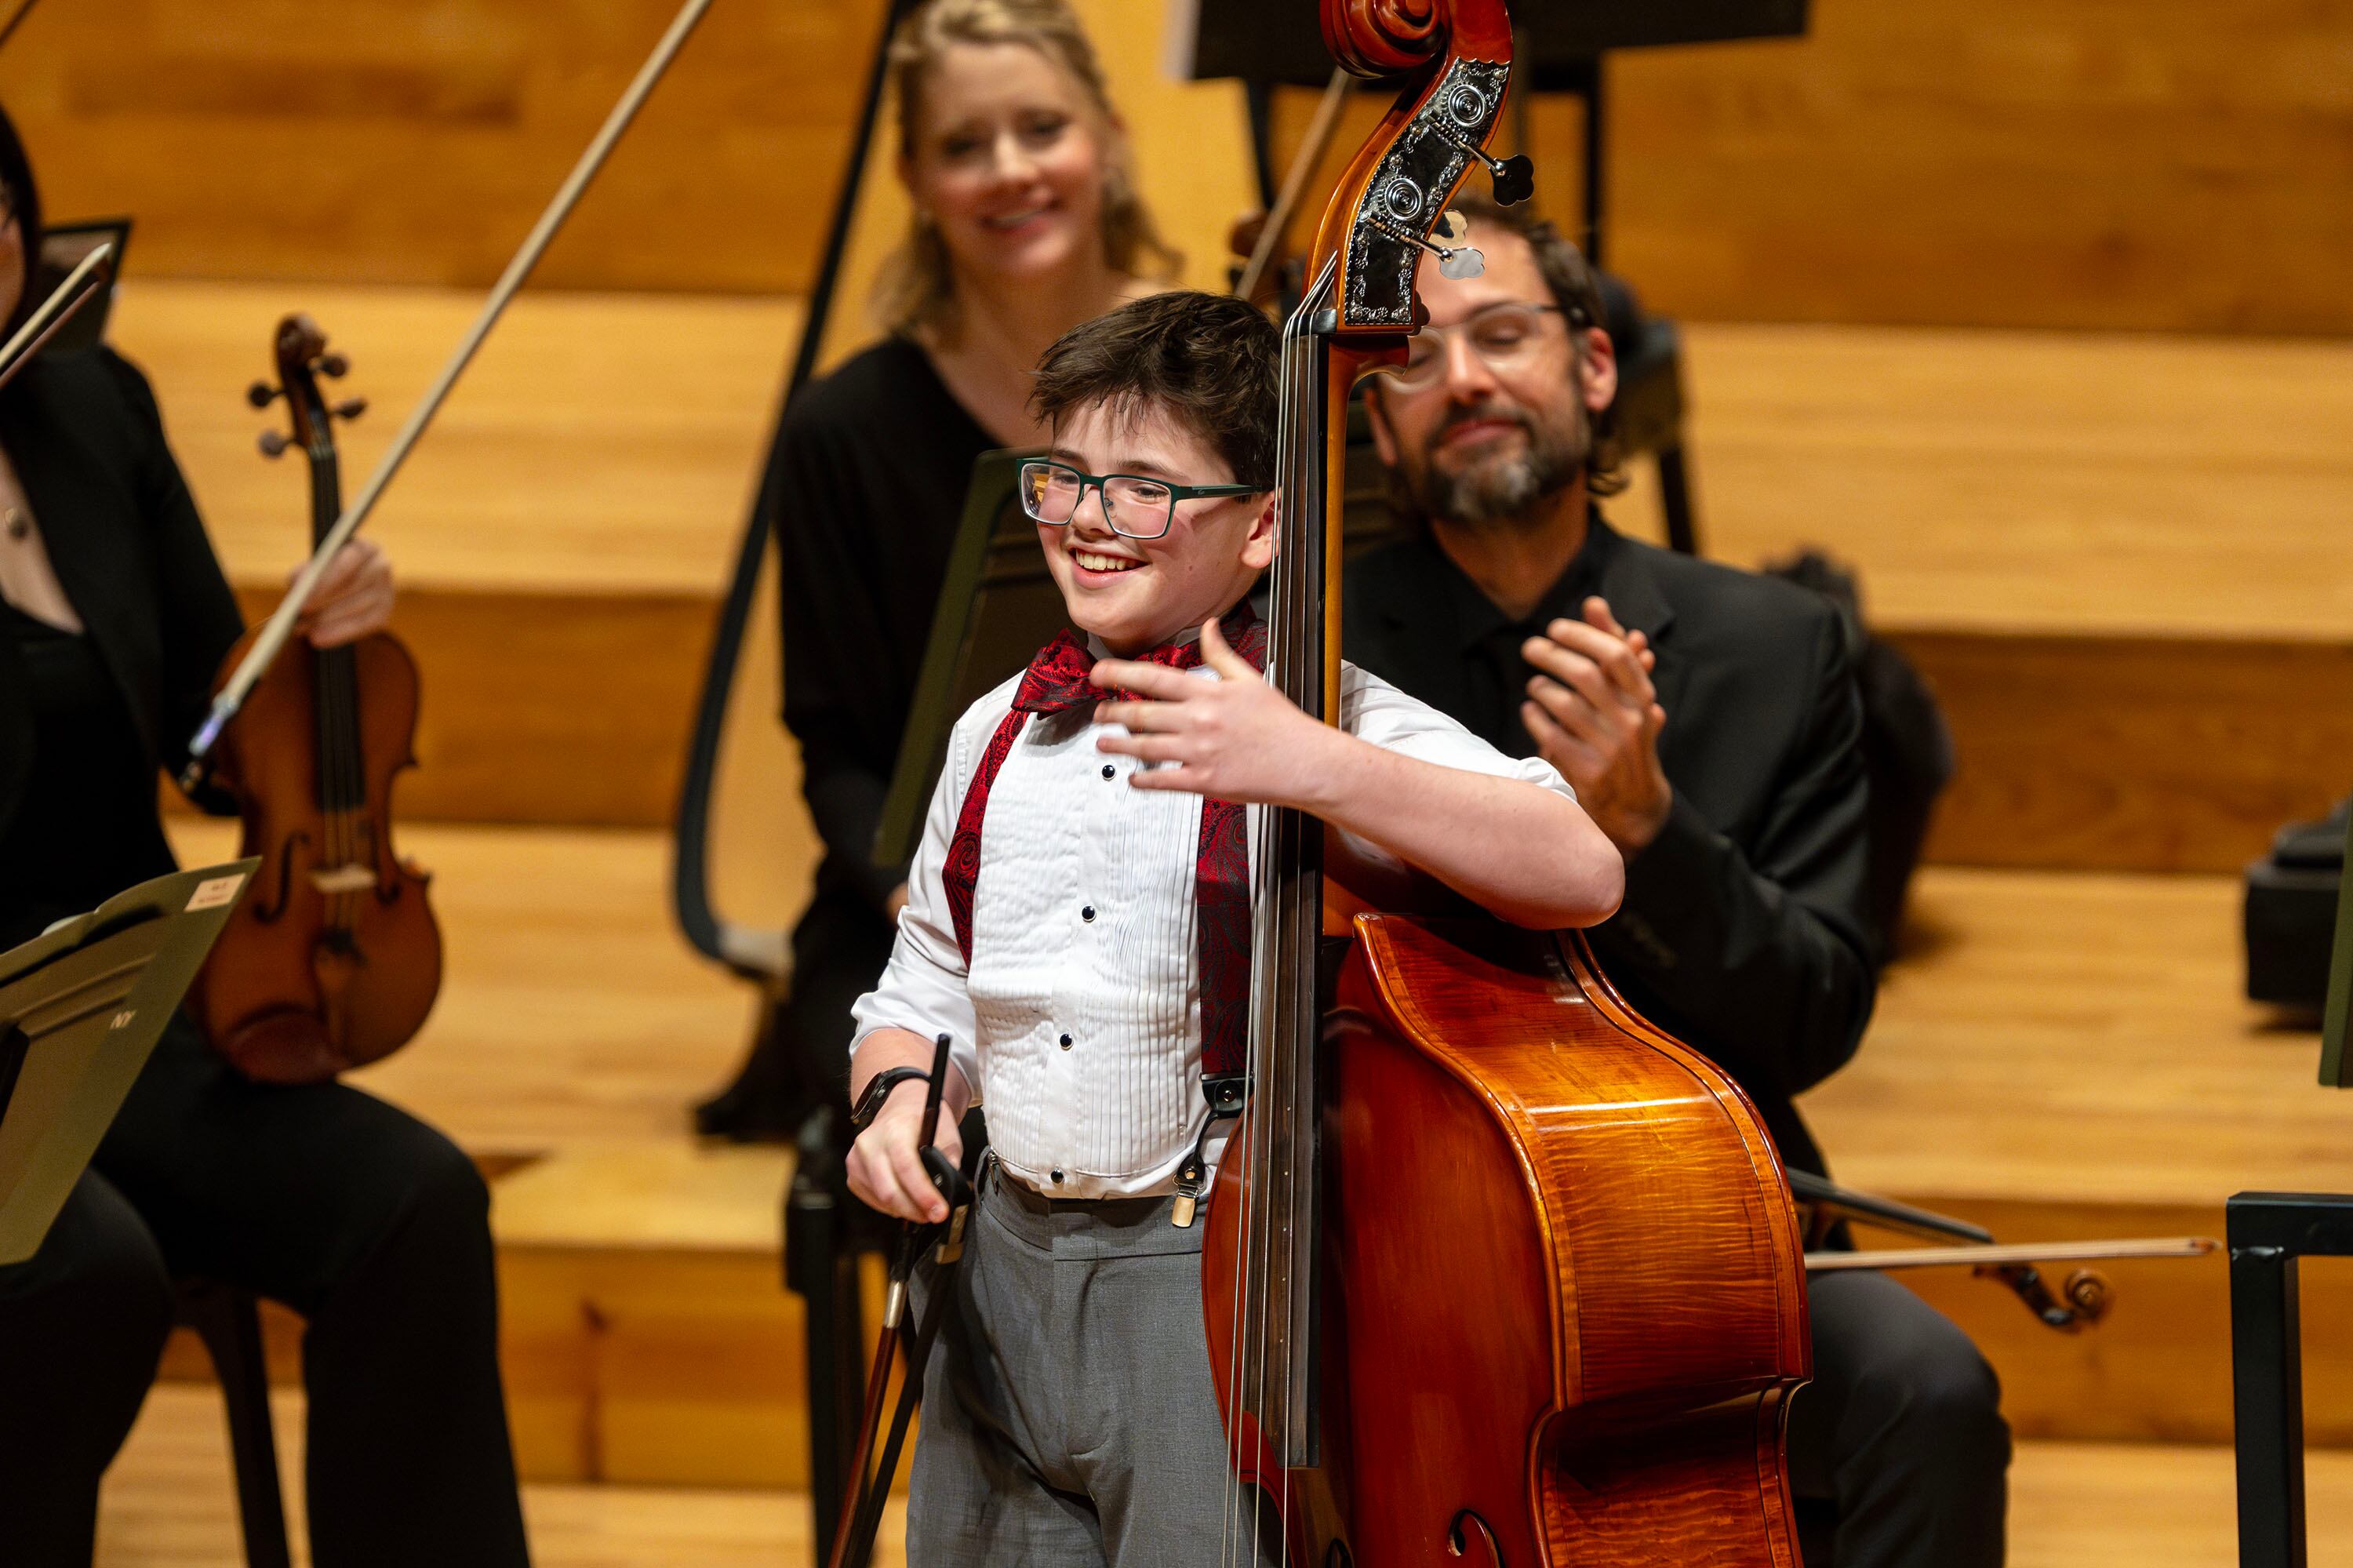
1519, 595, 1673, 856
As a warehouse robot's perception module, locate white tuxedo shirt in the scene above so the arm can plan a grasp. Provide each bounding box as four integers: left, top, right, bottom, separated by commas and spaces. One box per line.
851, 659, 1575, 1199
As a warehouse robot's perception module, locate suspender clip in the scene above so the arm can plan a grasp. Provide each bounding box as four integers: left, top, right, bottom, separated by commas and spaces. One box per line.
1171, 1072, 1251, 1229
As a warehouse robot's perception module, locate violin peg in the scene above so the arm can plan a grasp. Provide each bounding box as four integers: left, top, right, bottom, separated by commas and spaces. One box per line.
246, 381, 278, 409
318, 352, 350, 378
256, 429, 290, 459
333, 398, 369, 422
1489, 154, 1536, 208
1435, 209, 1469, 245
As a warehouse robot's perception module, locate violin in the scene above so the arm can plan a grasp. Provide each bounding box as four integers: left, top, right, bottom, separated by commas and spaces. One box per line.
1198, 4, 1811, 1564
185, 315, 442, 1084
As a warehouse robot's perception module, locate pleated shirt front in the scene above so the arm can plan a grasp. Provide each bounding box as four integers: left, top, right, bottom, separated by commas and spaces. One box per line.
851, 660, 1573, 1199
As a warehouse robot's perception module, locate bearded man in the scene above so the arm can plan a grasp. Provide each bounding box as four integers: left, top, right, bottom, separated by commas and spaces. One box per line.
1343, 194, 2012, 1568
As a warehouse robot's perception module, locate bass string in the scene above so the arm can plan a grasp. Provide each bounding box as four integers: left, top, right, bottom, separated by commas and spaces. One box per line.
1231, 311, 1293, 1568
1225, 263, 1335, 1568
1230, 285, 1297, 1568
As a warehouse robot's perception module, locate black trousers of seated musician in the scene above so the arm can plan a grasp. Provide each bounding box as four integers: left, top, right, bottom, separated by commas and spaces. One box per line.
1790, 1270, 2010, 1568
0, 1017, 531, 1568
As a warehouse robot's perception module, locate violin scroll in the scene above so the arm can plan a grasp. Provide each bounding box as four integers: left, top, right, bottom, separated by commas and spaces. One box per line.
251, 314, 367, 468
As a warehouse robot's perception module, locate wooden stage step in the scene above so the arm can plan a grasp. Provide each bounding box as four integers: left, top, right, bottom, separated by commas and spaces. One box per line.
155, 820, 2353, 1483
117, 281, 2353, 871
90, 1382, 2353, 1567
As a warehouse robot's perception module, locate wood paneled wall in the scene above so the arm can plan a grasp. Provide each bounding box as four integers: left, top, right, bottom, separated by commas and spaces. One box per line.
3, 0, 2348, 331
1606, 0, 2353, 333
0, 0, 1250, 300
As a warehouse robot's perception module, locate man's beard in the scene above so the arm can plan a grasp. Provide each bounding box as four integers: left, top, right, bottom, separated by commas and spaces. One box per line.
1394, 402, 1589, 531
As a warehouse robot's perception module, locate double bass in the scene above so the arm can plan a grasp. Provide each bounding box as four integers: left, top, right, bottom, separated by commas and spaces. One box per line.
1200, 4, 1813, 1563
185, 316, 442, 1083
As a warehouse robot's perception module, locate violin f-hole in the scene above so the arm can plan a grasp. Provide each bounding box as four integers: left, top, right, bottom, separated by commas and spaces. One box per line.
1447, 1508, 1504, 1565
252, 831, 311, 923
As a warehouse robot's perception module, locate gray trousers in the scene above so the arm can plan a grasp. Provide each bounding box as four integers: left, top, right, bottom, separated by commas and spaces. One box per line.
907, 1168, 1281, 1567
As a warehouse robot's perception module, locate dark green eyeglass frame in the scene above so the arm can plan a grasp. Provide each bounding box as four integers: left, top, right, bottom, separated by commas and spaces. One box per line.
1017, 458, 1267, 542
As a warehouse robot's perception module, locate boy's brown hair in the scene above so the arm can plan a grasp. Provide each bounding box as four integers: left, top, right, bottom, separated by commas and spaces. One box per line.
1029, 291, 1278, 488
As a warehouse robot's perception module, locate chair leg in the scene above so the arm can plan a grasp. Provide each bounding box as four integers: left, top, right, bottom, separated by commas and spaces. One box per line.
175, 1280, 296, 1568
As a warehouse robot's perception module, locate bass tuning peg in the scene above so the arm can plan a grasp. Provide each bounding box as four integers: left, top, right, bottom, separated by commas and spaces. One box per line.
333, 398, 368, 421
246, 381, 278, 409
1438, 246, 1486, 282
1486, 153, 1536, 207
1441, 131, 1537, 207
257, 429, 289, 459
1369, 216, 1485, 282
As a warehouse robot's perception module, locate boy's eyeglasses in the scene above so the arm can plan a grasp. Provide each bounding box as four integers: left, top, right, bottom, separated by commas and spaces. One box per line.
1017, 459, 1265, 542
1380, 301, 1567, 393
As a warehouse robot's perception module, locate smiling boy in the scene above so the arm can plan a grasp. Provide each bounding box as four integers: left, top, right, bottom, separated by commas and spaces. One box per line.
842, 290, 1621, 1566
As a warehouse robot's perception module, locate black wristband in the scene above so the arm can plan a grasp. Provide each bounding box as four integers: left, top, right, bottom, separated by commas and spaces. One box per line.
850, 1066, 932, 1133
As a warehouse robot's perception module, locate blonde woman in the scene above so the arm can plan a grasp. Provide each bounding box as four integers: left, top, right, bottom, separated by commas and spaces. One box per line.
700, 0, 1179, 1137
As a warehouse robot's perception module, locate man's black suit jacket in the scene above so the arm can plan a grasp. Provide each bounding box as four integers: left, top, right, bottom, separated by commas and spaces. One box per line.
1344, 515, 1875, 1177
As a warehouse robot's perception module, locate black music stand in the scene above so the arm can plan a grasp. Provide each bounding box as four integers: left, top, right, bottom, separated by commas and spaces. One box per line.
34, 217, 131, 357
2318, 802, 2353, 1088
873, 449, 1053, 866
0, 860, 255, 1261
2237, 809, 2353, 1563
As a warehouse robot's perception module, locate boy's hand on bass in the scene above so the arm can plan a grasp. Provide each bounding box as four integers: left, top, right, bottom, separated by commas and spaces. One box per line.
1092, 617, 1342, 809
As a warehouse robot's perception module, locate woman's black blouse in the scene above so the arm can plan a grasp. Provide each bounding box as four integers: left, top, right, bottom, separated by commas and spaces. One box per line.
773, 337, 995, 915
0, 347, 245, 951
0, 603, 169, 949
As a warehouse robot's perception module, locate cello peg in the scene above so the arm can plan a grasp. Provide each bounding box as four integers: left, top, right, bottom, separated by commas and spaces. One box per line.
247, 380, 278, 409
257, 428, 289, 459
319, 351, 351, 377
333, 398, 369, 422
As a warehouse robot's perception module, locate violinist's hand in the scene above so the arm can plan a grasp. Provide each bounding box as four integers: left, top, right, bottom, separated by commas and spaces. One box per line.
1091, 617, 1343, 809
846, 1078, 965, 1224
1519, 596, 1672, 857
294, 537, 395, 649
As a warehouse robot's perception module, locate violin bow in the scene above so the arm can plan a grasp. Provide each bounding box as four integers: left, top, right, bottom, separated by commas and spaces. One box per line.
180, 0, 718, 790
1235, 65, 1353, 304
0, 241, 111, 393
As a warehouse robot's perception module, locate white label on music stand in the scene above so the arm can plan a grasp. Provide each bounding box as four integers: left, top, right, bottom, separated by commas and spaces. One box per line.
186, 875, 245, 912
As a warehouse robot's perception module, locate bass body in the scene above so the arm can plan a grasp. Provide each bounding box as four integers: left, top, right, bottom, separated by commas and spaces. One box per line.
1206, 915, 1809, 1566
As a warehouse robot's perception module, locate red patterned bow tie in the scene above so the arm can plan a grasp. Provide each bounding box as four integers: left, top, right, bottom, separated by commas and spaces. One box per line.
1013, 602, 1266, 718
